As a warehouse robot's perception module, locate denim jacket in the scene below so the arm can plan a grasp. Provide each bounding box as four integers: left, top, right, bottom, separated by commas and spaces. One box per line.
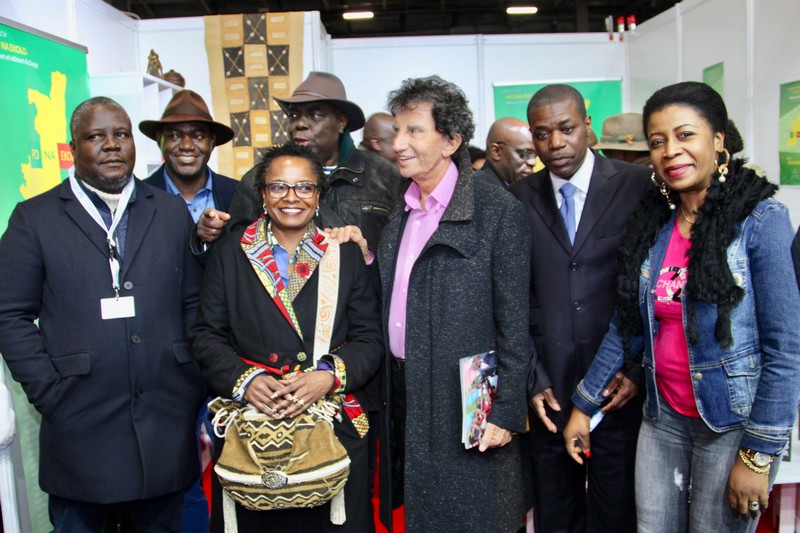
573, 198, 800, 455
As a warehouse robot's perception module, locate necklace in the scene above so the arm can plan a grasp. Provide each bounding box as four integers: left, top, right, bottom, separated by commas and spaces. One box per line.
680, 205, 697, 225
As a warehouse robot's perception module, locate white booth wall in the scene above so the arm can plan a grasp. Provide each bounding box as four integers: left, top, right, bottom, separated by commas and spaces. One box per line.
0, 0, 139, 74
628, 0, 800, 223
330, 33, 627, 150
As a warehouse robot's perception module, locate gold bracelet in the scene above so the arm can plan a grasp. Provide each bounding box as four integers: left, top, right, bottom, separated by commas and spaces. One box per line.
738, 449, 771, 475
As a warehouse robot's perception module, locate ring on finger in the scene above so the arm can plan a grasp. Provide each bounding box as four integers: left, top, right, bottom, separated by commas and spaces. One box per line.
749, 501, 760, 511
296, 398, 305, 406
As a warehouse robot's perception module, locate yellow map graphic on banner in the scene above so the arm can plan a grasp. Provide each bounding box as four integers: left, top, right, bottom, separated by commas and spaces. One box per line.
20, 71, 68, 199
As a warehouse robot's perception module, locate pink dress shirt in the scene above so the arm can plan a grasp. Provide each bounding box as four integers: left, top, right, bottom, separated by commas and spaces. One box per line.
388, 161, 459, 359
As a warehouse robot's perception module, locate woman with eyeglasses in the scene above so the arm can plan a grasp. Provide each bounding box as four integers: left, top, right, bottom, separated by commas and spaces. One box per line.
563, 82, 800, 532
190, 143, 383, 532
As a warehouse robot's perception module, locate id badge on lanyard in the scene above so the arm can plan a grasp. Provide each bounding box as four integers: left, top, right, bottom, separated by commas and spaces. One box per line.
69, 170, 136, 319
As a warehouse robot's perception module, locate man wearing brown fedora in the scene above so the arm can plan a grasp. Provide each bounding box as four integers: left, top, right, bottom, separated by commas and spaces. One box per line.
140, 89, 238, 533
140, 90, 239, 222
197, 71, 404, 253
593, 112, 651, 166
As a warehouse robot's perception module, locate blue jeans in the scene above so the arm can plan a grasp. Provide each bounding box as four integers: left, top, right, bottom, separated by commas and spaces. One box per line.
49, 491, 184, 533
635, 395, 781, 533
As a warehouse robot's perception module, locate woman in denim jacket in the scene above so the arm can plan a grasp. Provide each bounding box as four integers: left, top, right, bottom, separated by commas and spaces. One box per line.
563, 82, 800, 533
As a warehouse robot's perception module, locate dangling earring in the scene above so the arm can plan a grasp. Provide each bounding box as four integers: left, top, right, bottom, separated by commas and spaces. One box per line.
716, 148, 730, 183
262, 203, 268, 216
650, 171, 675, 210
315, 205, 320, 218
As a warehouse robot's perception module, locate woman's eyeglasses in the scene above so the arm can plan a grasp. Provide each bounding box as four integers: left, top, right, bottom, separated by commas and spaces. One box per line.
264, 181, 319, 199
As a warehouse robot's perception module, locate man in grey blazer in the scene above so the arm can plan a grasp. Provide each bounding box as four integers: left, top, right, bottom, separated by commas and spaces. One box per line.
510, 85, 650, 533
0, 97, 205, 532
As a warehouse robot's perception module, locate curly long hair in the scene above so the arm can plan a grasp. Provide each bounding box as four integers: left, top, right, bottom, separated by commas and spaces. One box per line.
387, 75, 475, 175
616, 83, 777, 354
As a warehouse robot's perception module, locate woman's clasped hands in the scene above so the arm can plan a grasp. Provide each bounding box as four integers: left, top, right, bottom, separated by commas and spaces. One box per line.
243, 371, 335, 418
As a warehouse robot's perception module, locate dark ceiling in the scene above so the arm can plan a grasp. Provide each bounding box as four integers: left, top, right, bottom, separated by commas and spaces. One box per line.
105, 0, 678, 38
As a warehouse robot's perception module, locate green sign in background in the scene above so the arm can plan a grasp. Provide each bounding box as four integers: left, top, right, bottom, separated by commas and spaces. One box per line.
0, 19, 90, 235
779, 80, 800, 185
493, 79, 623, 141
703, 62, 725, 98
0, 19, 90, 533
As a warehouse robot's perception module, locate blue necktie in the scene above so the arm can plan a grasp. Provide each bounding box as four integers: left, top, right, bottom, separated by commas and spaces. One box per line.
559, 182, 577, 245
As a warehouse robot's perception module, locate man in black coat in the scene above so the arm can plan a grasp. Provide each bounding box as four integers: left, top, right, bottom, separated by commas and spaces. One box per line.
473, 116, 537, 189
0, 97, 205, 531
140, 90, 238, 219
509, 84, 650, 533
196, 72, 404, 253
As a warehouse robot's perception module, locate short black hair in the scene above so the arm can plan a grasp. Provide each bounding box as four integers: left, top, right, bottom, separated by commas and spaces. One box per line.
70, 96, 127, 139
527, 84, 586, 119
252, 143, 325, 195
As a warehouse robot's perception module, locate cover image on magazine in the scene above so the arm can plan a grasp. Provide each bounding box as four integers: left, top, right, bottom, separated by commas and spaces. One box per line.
459, 350, 498, 449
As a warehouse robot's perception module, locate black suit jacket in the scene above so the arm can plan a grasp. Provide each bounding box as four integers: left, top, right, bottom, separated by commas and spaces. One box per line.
0, 179, 206, 502
472, 161, 509, 189
509, 153, 650, 430
144, 164, 238, 213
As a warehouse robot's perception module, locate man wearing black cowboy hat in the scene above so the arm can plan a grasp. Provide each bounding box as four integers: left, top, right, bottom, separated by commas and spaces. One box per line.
140, 90, 239, 221
197, 71, 404, 253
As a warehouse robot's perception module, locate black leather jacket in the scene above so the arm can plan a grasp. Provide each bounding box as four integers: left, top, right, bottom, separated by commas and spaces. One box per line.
228, 146, 405, 252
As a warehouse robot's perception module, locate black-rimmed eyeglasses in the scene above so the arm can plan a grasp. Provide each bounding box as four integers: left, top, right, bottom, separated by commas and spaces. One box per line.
264, 181, 319, 199
494, 141, 536, 162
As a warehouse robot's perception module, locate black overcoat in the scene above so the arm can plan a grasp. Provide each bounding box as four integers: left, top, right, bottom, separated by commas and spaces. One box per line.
378, 170, 531, 532
0, 179, 206, 502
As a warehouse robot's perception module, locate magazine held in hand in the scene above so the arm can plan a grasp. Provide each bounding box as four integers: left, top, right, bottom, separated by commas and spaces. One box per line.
459, 350, 498, 449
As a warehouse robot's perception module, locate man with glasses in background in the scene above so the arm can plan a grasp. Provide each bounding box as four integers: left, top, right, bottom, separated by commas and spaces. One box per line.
473, 117, 537, 188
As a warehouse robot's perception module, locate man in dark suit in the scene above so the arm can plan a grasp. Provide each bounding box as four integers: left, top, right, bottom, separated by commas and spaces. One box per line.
509, 84, 650, 533
140, 90, 238, 220
139, 89, 236, 532
0, 97, 205, 532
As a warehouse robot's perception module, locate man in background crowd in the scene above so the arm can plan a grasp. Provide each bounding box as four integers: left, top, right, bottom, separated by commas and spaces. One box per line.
197, 71, 404, 252
140, 89, 238, 221
359, 111, 398, 163
140, 88, 237, 533
593, 112, 651, 166
473, 116, 537, 188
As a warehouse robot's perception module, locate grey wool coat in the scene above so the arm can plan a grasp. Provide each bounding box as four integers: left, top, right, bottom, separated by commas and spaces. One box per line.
378, 167, 531, 532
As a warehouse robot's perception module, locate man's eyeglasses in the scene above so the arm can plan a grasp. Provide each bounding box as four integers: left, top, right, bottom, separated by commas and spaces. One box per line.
494, 141, 536, 162
264, 181, 319, 199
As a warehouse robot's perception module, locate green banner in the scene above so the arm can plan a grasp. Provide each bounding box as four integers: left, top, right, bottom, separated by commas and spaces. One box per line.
779, 80, 800, 185
0, 18, 89, 533
703, 62, 724, 98
492, 79, 622, 142
0, 19, 90, 235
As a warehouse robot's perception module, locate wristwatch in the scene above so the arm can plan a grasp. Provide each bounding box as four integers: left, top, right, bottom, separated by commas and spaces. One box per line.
739, 447, 774, 475
741, 448, 774, 468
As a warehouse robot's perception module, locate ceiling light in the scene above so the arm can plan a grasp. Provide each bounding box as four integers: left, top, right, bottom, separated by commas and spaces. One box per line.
343, 11, 374, 20
506, 6, 538, 15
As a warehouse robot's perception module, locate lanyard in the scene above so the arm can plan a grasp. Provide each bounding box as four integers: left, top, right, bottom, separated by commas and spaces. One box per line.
68, 169, 135, 298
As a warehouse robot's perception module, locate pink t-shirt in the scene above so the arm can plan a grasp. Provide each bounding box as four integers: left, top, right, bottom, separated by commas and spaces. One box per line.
653, 220, 700, 417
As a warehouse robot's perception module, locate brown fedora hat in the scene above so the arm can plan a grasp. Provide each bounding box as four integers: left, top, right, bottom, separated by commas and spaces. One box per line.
273, 71, 366, 131
594, 112, 648, 152
139, 90, 234, 145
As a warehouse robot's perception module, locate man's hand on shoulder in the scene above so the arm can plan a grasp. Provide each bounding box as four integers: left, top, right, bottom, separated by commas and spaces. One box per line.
197, 208, 231, 244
